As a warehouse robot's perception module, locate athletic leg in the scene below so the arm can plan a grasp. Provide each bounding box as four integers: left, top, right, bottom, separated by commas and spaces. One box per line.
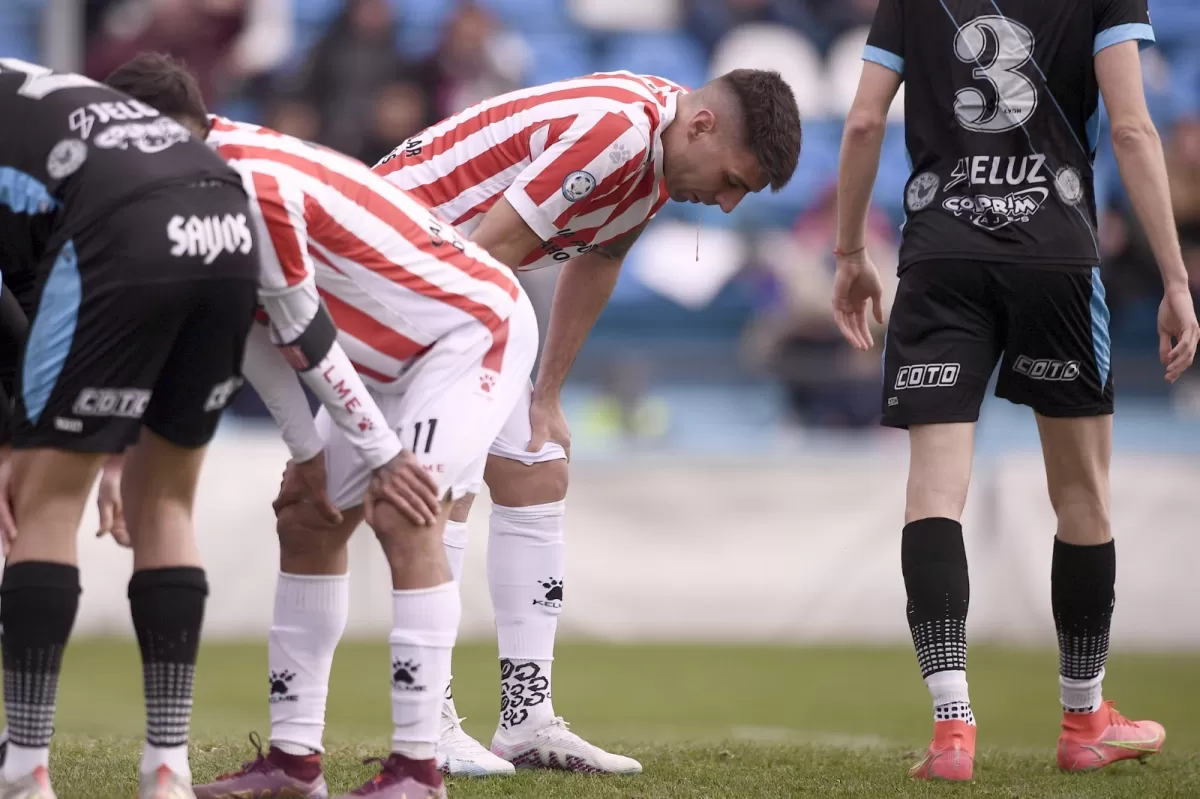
341, 300, 537, 798
883, 261, 1000, 781
482, 385, 640, 774
995, 265, 1164, 769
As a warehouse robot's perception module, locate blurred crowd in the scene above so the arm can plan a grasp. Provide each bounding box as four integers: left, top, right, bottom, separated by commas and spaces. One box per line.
4, 0, 1200, 431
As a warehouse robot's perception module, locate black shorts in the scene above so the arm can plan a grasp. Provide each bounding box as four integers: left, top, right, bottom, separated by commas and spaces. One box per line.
12, 181, 259, 452
881, 260, 1113, 429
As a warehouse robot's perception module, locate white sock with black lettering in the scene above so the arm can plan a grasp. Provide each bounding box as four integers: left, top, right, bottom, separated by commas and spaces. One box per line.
269, 573, 350, 755
390, 583, 460, 760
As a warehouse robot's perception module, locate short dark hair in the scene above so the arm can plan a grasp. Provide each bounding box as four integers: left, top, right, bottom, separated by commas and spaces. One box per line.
716, 69, 801, 192
104, 52, 208, 126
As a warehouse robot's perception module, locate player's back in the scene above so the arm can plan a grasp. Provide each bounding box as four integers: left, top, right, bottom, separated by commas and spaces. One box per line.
0, 59, 240, 265
207, 116, 521, 372
867, 0, 1153, 269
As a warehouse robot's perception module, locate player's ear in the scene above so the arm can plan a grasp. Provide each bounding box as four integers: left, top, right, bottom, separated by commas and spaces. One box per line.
688, 108, 716, 141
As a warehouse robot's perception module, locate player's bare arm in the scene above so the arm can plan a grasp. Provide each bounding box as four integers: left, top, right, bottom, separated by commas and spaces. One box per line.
526, 222, 649, 456
468, 196, 545, 269
833, 61, 901, 351
1095, 40, 1200, 380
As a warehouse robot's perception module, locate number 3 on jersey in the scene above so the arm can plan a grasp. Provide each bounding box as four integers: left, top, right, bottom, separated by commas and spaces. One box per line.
953, 16, 1038, 133
0, 58, 100, 99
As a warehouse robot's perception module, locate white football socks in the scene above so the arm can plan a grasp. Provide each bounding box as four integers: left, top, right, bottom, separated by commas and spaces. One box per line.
488, 501, 565, 736
389, 583, 460, 760
927, 669, 975, 725
268, 572, 350, 756
1061, 668, 1104, 714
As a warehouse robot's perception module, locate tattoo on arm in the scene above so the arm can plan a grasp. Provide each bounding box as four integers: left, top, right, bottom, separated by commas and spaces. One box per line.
594, 223, 648, 260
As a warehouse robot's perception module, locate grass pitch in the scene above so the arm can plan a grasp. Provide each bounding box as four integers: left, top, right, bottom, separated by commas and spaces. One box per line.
29, 640, 1200, 797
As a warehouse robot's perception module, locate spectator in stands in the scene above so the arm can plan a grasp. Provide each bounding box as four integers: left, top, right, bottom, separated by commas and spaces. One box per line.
808, 0, 879, 48
268, 0, 428, 165
86, 0, 291, 108
412, 2, 529, 121
742, 185, 898, 428
685, 0, 819, 54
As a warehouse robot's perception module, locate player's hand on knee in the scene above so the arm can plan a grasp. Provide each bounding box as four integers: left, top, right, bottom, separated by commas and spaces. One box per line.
1158, 287, 1200, 384
365, 451, 441, 528
832, 249, 885, 351
528, 392, 570, 460
95, 454, 130, 548
275, 455, 343, 525
0, 448, 16, 556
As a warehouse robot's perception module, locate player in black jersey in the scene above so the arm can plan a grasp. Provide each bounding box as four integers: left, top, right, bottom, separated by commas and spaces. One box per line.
830, 0, 1199, 781
0, 58, 260, 799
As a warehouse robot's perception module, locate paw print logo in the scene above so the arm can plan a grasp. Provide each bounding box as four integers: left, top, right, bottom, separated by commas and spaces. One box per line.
392, 659, 420, 686
269, 671, 294, 696
480, 373, 496, 393
540, 578, 563, 602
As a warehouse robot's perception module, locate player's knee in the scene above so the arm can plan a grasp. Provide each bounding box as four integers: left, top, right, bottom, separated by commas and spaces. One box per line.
275, 502, 356, 571
485, 456, 568, 507
368, 504, 444, 566
1047, 479, 1110, 544
449, 493, 475, 523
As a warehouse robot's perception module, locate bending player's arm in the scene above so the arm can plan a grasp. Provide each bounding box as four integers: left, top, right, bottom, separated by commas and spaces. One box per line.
469, 112, 650, 450
241, 316, 325, 463
534, 224, 645, 400
244, 179, 403, 465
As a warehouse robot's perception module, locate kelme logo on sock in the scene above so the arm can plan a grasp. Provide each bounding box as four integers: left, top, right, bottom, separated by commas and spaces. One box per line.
392, 659, 425, 692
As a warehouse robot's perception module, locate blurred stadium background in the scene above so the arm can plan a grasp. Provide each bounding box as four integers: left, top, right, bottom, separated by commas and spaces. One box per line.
4, 0, 1200, 795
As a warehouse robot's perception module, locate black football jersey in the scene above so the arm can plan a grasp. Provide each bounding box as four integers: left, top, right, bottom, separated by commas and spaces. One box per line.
0, 58, 242, 282
865, 0, 1154, 269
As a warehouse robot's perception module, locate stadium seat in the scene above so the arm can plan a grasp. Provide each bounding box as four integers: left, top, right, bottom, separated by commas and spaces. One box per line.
599, 32, 708, 90
291, 0, 342, 26
826, 27, 905, 123
523, 31, 597, 85
567, 0, 682, 32
477, 0, 569, 34
393, 0, 455, 31
1147, 0, 1200, 48
709, 24, 826, 121
0, 17, 40, 64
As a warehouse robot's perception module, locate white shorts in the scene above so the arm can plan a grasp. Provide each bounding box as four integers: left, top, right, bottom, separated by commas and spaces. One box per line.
318, 292, 538, 510
486, 380, 568, 464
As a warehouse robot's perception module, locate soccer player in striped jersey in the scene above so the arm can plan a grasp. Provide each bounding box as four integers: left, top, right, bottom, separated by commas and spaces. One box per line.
105, 54, 540, 799
374, 69, 802, 775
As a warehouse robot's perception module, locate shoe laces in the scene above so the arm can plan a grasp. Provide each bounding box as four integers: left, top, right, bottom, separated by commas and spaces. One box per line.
440, 713, 469, 738
216, 732, 273, 780
1103, 701, 1133, 727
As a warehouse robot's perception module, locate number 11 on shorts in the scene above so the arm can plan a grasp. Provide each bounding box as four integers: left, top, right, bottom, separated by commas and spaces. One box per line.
411, 419, 438, 454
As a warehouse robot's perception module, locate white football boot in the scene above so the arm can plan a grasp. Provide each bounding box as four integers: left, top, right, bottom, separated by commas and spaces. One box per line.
139, 765, 196, 799
491, 717, 642, 774
436, 695, 516, 777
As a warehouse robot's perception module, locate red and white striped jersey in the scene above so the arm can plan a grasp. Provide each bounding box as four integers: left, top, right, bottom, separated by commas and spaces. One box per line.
207, 116, 521, 392
373, 72, 686, 271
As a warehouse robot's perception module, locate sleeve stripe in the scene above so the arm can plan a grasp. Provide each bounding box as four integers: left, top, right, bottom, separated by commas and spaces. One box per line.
863, 45, 904, 76
250, 172, 310, 287
1094, 22, 1155, 55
